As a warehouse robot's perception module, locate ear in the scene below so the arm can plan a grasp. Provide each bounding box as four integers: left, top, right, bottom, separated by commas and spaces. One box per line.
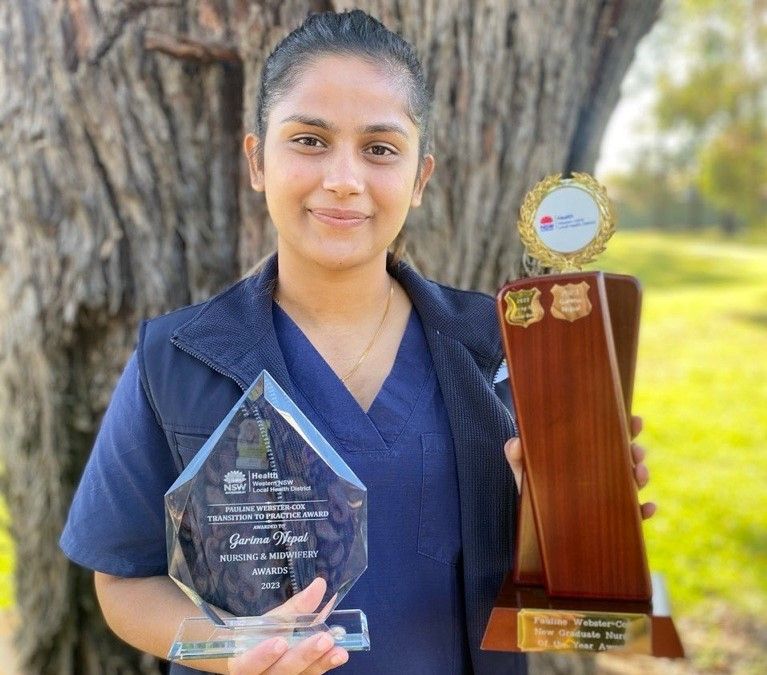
243, 133, 265, 192
410, 154, 435, 208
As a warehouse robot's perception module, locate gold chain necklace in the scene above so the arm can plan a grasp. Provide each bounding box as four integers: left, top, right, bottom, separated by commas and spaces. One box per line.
341, 279, 394, 384
274, 279, 395, 384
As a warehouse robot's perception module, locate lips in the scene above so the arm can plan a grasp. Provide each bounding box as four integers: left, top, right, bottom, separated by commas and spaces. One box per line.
309, 207, 370, 227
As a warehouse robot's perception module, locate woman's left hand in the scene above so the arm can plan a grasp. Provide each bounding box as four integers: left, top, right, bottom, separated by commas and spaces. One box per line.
503, 415, 656, 520
628, 416, 656, 520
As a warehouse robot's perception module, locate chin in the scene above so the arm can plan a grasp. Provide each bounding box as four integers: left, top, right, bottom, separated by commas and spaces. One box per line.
279, 234, 390, 272
312, 245, 387, 271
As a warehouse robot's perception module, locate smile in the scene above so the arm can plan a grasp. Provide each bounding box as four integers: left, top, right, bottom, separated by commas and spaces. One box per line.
309, 208, 370, 228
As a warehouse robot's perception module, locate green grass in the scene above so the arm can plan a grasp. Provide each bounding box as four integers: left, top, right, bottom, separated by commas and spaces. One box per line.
589, 229, 767, 620
0, 499, 12, 609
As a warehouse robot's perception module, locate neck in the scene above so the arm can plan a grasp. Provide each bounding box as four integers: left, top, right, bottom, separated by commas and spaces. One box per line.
274, 249, 393, 326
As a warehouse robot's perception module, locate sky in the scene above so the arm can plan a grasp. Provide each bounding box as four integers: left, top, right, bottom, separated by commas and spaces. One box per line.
595, 5, 676, 178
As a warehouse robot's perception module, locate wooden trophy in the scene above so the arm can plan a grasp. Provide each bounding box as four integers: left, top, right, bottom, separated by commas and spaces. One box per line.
481, 173, 684, 658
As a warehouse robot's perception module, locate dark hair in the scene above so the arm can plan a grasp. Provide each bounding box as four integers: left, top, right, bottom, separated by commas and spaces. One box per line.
256, 10, 432, 159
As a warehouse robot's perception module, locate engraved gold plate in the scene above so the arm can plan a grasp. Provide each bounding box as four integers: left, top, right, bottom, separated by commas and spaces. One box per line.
550, 282, 592, 322
504, 289, 544, 328
517, 610, 651, 654
518, 172, 615, 272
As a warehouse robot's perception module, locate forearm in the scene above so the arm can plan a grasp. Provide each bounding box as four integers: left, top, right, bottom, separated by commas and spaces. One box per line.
94, 572, 230, 674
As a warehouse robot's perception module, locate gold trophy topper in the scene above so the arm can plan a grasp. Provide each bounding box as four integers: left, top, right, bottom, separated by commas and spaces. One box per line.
518, 172, 616, 272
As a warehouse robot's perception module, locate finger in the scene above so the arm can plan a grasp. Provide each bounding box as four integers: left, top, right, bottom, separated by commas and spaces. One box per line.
634, 462, 649, 489
641, 502, 656, 520
267, 578, 327, 619
264, 632, 337, 675
228, 637, 289, 675
503, 437, 523, 492
630, 415, 643, 439
631, 442, 646, 465
301, 646, 349, 675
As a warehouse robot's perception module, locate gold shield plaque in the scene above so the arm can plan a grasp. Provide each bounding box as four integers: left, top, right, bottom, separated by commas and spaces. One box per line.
550, 282, 592, 322
504, 289, 544, 328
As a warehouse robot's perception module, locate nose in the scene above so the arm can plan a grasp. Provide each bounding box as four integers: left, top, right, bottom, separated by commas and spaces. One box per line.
322, 147, 365, 197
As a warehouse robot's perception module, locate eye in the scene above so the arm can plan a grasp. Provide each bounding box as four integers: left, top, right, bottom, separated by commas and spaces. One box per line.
365, 144, 397, 157
292, 135, 326, 149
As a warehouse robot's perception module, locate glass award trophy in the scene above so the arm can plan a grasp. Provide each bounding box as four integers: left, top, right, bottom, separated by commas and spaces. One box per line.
482, 173, 684, 658
165, 371, 369, 661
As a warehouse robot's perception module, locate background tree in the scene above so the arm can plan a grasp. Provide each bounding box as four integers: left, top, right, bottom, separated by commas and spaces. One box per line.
658, 0, 767, 233
0, 1, 659, 672
604, 0, 767, 233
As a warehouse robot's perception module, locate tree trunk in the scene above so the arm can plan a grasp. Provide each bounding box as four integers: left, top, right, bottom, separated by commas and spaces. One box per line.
0, 1, 659, 672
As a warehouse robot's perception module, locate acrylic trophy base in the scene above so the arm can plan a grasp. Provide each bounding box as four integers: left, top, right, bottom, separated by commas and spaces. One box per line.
482, 573, 683, 658
168, 609, 370, 661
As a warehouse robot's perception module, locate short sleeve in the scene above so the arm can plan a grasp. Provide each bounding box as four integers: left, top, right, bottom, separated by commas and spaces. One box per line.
59, 351, 178, 577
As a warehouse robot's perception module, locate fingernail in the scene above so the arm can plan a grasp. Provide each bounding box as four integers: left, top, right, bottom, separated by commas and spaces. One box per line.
331, 651, 348, 666
315, 633, 333, 651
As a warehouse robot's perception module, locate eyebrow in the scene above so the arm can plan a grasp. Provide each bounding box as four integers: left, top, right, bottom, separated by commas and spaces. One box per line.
280, 114, 337, 131
361, 122, 409, 138
280, 114, 409, 138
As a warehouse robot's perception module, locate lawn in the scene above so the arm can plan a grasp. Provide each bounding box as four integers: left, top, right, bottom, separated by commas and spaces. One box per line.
591, 229, 767, 672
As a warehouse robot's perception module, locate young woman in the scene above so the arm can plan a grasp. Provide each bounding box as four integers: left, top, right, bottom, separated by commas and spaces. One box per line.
60, 10, 653, 675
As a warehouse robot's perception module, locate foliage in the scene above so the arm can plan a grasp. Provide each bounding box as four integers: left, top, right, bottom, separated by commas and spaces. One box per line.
605, 158, 715, 231
697, 123, 767, 222
605, 0, 767, 233
657, 0, 767, 228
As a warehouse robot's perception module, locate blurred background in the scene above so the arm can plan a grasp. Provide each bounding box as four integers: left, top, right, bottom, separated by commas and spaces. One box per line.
594, 1, 767, 671
0, 0, 765, 673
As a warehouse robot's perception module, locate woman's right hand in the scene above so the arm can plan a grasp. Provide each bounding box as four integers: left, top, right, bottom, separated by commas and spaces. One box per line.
227, 578, 349, 674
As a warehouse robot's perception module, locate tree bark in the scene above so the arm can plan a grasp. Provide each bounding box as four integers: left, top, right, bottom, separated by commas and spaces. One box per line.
0, 1, 659, 672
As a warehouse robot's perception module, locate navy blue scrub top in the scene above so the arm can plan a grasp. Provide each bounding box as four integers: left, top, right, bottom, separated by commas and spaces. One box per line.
272, 303, 471, 674
60, 300, 472, 674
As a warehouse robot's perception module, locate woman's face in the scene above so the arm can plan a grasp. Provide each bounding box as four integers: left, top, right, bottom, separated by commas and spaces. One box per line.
245, 54, 434, 272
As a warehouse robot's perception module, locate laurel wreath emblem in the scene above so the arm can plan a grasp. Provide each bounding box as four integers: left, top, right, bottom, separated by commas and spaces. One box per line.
517, 172, 616, 272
